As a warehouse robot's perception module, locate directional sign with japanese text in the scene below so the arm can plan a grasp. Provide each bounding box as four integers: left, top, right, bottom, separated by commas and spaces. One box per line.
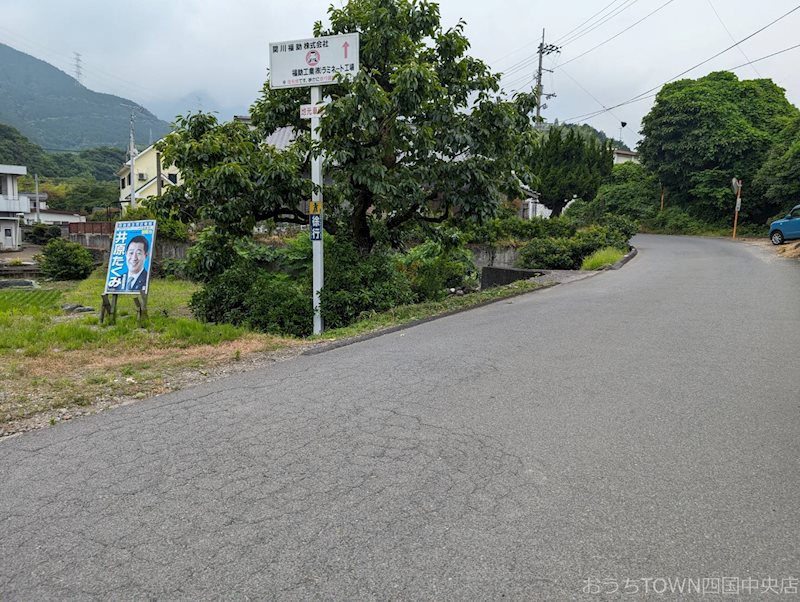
270, 33, 360, 89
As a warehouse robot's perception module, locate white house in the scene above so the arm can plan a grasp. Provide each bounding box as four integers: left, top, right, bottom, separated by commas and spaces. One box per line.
20, 192, 86, 226
613, 149, 640, 165
0, 164, 30, 250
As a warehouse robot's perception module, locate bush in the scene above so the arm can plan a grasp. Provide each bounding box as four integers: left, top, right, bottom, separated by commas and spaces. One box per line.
37, 238, 95, 280
602, 214, 639, 241
189, 260, 254, 325
398, 237, 477, 301
644, 207, 707, 234
517, 224, 630, 270
245, 273, 311, 337
321, 237, 414, 329
25, 223, 62, 245
190, 235, 415, 336
463, 215, 577, 245
517, 237, 576, 269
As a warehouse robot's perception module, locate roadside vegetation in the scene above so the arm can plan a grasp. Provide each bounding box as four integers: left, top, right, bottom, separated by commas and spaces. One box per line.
0, 266, 550, 436
4, 0, 798, 435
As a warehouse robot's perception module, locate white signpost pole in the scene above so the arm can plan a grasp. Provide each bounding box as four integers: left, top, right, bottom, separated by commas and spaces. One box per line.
311, 86, 324, 335
269, 32, 359, 335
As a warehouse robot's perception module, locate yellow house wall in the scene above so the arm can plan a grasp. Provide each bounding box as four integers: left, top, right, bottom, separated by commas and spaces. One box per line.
118, 144, 182, 207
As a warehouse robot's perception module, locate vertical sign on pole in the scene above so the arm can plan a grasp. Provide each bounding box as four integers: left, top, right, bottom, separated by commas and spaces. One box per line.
270, 32, 359, 335
731, 178, 742, 240
310, 85, 324, 334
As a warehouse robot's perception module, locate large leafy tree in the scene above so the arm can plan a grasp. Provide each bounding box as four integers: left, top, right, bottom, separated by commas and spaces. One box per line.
752, 114, 800, 218
156, 0, 536, 254
639, 71, 798, 223
523, 127, 613, 216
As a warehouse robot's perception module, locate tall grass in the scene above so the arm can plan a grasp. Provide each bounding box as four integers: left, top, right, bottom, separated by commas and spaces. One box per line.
581, 247, 625, 270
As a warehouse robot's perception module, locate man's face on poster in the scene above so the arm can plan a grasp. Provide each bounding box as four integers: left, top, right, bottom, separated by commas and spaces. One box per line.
126, 241, 147, 274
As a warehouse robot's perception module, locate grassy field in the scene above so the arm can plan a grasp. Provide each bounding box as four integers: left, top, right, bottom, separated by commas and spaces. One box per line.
0, 270, 298, 435
0, 270, 546, 437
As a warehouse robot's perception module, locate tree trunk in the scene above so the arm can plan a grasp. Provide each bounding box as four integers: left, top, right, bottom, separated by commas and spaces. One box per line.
546, 199, 567, 217
352, 188, 374, 255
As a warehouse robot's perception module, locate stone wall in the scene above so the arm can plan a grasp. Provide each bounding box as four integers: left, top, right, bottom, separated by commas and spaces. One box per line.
469, 245, 521, 269
69, 233, 189, 261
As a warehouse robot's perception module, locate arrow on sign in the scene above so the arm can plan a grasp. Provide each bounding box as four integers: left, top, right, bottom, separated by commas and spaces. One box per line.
343, 41, 350, 59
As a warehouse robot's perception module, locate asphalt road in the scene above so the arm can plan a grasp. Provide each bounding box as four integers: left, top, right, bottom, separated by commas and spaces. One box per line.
2, 235, 798, 600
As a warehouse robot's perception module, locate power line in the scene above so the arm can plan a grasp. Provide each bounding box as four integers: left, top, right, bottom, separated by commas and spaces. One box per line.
566, 42, 800, 123
552, 0, 625, 44
706, 0, 761, 77
559, 66, 624, 123
498, 0, 641, 81
557, 0, 678, 68
559, 0, 643, 48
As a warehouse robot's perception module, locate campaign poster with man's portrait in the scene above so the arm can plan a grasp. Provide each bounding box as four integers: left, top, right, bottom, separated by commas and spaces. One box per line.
104, 220, 157, 294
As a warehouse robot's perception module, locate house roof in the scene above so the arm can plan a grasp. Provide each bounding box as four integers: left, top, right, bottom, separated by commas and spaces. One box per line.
0, 164, 27, 175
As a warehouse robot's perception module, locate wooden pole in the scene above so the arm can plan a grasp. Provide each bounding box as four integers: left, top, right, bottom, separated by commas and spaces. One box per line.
732, 181, 742, 240
660, 184, 665, 212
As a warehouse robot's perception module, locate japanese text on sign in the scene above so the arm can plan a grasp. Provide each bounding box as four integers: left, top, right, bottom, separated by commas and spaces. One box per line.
310, 214, 323, 241
270, 33, 360, 89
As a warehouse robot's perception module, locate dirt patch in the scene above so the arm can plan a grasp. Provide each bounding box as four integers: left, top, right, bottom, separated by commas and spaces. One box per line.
0, 336, 320, 440
739, 237, 800, 261
776, 241, 800, 259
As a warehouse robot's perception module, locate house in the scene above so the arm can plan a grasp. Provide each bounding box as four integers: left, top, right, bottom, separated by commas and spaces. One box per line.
19, 192, 86, 226
613, 149, 640, 165
0, 164, 30, 250
117, 141, 181, 212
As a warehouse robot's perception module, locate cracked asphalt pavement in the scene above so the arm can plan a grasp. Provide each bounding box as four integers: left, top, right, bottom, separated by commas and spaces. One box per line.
1, 234, 799, 599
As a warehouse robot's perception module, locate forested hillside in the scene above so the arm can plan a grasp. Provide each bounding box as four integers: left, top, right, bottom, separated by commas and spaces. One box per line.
0, 43, 170, 150
0, 123, 124, 180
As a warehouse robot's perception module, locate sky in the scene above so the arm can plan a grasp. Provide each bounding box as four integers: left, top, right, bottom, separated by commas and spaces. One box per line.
2, 0, 799, 148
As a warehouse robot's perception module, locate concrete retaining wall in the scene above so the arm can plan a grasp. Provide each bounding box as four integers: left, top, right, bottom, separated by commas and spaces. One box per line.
69, 233, 189, 261
469, 245, 521, 269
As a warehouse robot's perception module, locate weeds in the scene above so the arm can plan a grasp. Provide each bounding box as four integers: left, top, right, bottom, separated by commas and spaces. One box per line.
581, 247, 626, 270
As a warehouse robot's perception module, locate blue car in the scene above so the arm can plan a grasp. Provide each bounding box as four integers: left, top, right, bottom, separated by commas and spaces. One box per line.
769, 204, 800, 245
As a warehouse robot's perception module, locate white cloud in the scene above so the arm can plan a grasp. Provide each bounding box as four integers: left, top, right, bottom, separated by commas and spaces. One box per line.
1, 0, 798, 145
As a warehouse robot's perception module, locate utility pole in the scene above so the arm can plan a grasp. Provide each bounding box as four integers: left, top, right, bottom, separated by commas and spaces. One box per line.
129, 113, 137, 211
535, 29, 560, 124
34, 174, 40, 223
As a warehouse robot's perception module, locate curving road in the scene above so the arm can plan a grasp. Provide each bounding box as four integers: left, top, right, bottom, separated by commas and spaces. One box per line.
2, 235, 799, 599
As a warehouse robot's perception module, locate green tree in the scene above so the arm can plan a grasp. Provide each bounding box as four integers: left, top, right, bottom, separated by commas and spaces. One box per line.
752, 113, 800, 218
639, 71, 798, 223
523, 127, 613, 216
566, 162, 660, 223
157, 0, 536, 256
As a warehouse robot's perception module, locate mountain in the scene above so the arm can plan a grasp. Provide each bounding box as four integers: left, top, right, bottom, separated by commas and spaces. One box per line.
0, 43, 171, 151
0, 122, 125, 180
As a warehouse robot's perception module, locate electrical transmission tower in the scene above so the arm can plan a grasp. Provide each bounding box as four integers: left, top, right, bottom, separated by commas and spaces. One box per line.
535, 30, 560, 124
73, 52, 83, 84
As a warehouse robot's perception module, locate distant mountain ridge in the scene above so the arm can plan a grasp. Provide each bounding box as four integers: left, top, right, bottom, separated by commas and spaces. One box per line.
0, 43, 171, 151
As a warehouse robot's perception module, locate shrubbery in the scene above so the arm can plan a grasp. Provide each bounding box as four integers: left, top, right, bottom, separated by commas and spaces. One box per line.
644, 207, 707, 235
25, 223, 62, 245
190, 235, 417, 336
463, 215, 577, 245
517, 224, 630, 270
397, 236, 477, 302
37, 238, 95, 280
